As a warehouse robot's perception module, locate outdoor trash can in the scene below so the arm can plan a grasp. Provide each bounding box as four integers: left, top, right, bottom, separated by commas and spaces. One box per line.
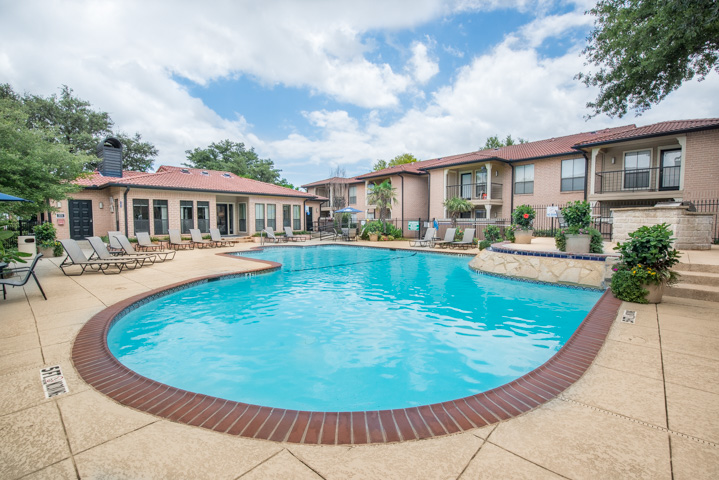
18, 236, 36, 255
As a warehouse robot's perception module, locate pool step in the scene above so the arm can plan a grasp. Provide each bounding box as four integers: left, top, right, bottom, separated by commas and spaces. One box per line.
666, 263, 719, 302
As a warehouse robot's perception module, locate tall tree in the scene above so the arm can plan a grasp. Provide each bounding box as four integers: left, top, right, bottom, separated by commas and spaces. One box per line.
577, 0, 719, 118
17, 85, 157, 171
184, 140, 291, 186
0, 92, 88, 217
373, 153, 418, 171
482, 134, 527, 150
367, 180, 397, 221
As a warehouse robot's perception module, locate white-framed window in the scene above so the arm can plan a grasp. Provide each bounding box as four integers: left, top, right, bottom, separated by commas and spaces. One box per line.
515, 164, 534, 194
255, 204, 265, 232
624, 150, 651, 189
267, 204, 276, 230
349, 186, 357, 205
292, 205, 301, 230
561, 158, 586, 192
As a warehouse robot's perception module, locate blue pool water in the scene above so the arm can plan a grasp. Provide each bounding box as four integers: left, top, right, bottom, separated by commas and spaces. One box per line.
107, 246, 602, 411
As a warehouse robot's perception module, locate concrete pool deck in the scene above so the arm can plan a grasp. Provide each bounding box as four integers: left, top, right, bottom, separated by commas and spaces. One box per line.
1, 239, 718, 479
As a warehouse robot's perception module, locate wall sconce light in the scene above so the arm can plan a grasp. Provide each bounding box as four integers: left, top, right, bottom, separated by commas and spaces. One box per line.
56, 201, 62, 208
99, 202, 104, 209
611, 157, 616, 164
495, 170, 498, 176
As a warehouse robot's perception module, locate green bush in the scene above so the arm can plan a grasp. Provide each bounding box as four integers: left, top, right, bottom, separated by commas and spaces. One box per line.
33, 222, 58, 248
512, 204, 536, 229
479, 239, 492, 250
610, 266, 650, 303
483, 225, 502, 242
561, 200, 592, 229
613, 223, 680, 286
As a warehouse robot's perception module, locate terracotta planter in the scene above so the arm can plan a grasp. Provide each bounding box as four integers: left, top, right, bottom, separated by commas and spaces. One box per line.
565, 234, 591, 254
514, 229, 533, 244
369, 233, 379, 242
643, 283, 665, 304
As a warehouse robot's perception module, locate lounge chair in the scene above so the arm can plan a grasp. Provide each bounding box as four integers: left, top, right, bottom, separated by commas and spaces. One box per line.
433, 228, 456, 249
59, 239, 139, 275
263, 228, 288, 243
136, 232, 165, 251
107, 230, 124, 254
1, 253, 46, 300
168, 229, 194, 250
190, 229, 215, 248
344, 227, 358, 241
87, 236, 152, 267
409, 227, 436, 247
116, 234, 175, 262
284, 226, 307, 242
449, 228, 476, 250
210, 228, 237, 247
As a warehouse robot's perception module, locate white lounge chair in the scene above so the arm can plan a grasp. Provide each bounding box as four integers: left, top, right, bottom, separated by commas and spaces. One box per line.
168, 229, 194, 250
433, 228, 456, 249
284, 226, 307, 242
263, 228, 288, 243
409, 227, 436, 247
87, 236, 152, 267
210, 228, 236, 247
116, 234, 175, 262
190, 229, 215, 248
449, 228, 476, 250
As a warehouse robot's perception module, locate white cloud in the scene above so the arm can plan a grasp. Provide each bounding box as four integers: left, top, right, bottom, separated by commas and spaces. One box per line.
407, 41, 440, 84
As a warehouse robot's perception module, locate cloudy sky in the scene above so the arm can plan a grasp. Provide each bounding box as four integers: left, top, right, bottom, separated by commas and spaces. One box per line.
2, 0, 718, 187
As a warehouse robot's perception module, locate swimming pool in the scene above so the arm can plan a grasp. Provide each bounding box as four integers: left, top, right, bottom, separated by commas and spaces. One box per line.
107, 246, 602, 412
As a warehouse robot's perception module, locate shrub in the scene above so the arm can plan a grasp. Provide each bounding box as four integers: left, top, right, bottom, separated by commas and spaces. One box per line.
483, 225, 502, 242
610, 266, 650, 304
512, 204, 536, 229
561, 200, 592, 229
33, 222, 58, 248
479, 239, 492, 250
613, 223, 680, 285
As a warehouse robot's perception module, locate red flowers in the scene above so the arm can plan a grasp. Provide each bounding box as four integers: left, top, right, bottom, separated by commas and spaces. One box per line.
523, 213, 529, 219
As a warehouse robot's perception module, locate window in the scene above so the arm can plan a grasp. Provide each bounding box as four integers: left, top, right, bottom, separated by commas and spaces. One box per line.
624, 150, 651, 189
267, 204, 276, 230
197, 201, 210, 233
349, 186, 357, 205
255, 204, 265, 232
367, 210, 375, 220
515, 164, 534, 194
561, 158, 586, 192
133, 199, 150, 234
475, 167, 488, 198
180, 201, 194, 233
660, 149, 681, 190
475, 209, 487, 219
283, 205, 291, 228
238, 203, 247, 232
152, 200, 168, 235
293, 205, 301, 231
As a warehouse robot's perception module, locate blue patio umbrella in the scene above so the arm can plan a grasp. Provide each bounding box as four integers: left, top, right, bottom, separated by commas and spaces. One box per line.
334, 206, 362, 214
0, 192, 32, 202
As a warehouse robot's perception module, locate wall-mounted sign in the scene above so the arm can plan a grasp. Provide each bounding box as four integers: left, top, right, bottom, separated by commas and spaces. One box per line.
55, 213, 65, 219
408, 221, 419, 231
546, 206, 559, 218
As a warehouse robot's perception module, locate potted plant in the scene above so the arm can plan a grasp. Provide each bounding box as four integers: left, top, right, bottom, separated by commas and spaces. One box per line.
511, 204, 535, 244
0, 231, 32, 277
610, 223, 680, 304
560, 201, 592, 253
34, 222, 62, 258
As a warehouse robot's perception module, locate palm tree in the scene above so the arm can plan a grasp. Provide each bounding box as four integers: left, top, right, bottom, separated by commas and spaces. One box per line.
443, 197, 473, 226
367, 180, 397, 222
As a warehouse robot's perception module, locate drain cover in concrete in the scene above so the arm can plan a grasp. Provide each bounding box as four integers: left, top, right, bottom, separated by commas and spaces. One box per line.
621, 310, 636, 324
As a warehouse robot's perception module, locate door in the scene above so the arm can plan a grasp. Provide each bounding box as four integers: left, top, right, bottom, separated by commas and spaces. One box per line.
659, 149, 681, 190
238, 203, 247, 233
460, 173, 472, 199
69, 200, 93, 240
217, 204, 228, 235
306, 207, 313, 231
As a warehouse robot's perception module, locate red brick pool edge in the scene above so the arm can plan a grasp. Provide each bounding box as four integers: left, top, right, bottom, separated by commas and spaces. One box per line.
71, 261, 621, 445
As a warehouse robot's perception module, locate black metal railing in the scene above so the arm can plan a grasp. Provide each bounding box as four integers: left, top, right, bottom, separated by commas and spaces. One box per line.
447, 182, 503, 200
595, 166, 680, 193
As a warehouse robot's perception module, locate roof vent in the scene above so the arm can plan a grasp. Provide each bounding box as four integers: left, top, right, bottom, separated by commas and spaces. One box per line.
201, 171, 209, 176
180, 168, 190, 174
222, 173, 231, 178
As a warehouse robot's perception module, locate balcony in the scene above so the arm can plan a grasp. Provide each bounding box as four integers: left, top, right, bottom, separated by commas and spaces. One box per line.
446, 182, 503, 201
594, 166, 680, 194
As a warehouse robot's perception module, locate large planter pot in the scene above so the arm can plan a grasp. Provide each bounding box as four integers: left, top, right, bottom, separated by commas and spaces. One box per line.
38, 246, 55, 258
565, 234, 591, 254
514, 229, 533, 244
643, 283, 665, 304
369, 233, 379, 242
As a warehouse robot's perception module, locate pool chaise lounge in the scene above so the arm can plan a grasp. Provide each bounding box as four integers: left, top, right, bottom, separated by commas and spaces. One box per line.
59, 239, 139, 275
210, 228, 236, 247
433, 228, 457, 249
409, 227, 436, 247
115, 234, 176, 262
87, 236, 154, 267
168, 229, 194, 250
190, 229, 216, 248
450, 228, 475, 250
264, 228, 288, 243
136, 232, 166, 251
284, 226, 307, 242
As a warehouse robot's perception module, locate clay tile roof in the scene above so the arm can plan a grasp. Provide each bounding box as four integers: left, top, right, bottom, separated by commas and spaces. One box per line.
300, 176, 361, 188
76, 166, 317, 199
575, 118, 719, 147
355, 157, 448, 179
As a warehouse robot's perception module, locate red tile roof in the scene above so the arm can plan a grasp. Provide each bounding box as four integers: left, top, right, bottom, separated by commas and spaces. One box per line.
574, 118, 719, 147
355, 157, 447, 179
76, 166, 318, 199
300, 176, 362, 188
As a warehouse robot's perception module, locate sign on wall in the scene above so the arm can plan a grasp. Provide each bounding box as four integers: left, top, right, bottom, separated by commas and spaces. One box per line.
546, 206, 559, 218
407, 221, 419, 231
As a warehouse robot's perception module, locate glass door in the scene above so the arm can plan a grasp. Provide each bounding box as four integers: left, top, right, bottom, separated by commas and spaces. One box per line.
238, 203, 247, 233
216, 204, 228, 235
460, 173, 472, 199
659, 149, 681, 190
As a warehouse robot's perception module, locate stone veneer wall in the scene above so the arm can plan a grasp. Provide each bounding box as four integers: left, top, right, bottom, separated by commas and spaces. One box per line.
612, 206, 713, 250
469, 250, 616, 288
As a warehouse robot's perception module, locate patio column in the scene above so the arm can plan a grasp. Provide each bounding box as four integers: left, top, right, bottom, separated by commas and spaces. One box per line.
443, 168, 449, 218
590, 148, 600, 195
485, 204, 492, 219
486, 163, 492, 201
677, 136, 687, 191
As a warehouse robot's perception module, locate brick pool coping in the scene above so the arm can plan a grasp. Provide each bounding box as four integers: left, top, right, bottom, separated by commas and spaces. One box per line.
71, 247, 622, 445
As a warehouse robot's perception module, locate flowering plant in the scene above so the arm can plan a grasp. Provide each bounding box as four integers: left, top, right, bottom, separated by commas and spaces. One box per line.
512, 204, 535, 229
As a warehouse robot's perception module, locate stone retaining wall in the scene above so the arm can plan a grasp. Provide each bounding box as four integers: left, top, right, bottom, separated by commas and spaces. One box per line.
612, 206, 713, 250
469, 249, 615, 288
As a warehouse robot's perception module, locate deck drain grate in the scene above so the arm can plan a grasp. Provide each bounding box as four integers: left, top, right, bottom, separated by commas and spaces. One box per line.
621, 310, 636, 324
40, 365, 69, 398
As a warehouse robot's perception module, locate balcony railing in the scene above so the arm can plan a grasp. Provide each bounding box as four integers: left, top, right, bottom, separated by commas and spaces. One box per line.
595, 166, 680, 193
446, 182, 503, 200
